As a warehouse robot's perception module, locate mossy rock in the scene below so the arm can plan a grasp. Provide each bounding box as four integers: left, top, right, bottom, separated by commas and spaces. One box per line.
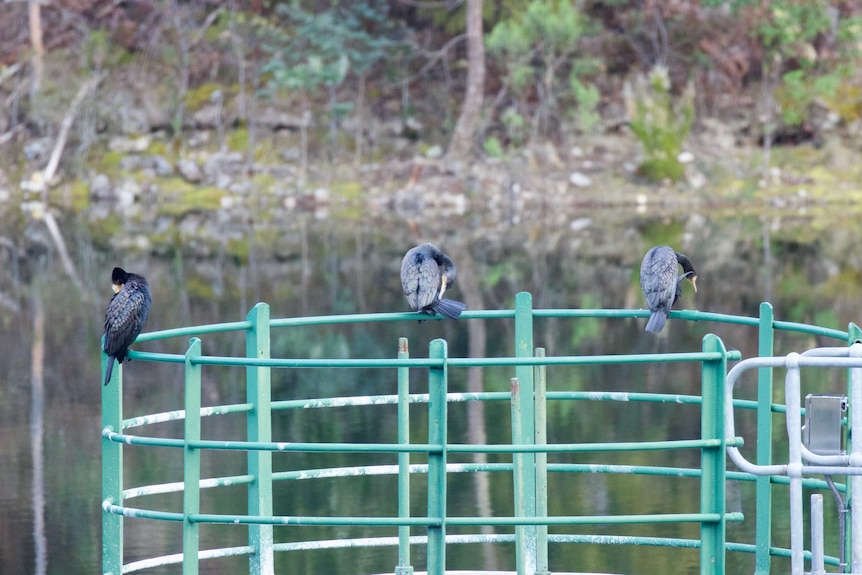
156, 180, 225, 216
184, 83, 226, 112
638, 157, 685, 183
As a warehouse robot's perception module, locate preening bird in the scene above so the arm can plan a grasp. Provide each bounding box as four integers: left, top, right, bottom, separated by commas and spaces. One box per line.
400, 243, 467, 320
639, 246, 697, 333
103, 267, 151, 385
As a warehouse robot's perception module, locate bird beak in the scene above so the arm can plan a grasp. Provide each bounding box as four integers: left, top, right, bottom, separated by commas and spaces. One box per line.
112, 283, 123, 294
690, 275, 698, 293
439, 276, 448, 298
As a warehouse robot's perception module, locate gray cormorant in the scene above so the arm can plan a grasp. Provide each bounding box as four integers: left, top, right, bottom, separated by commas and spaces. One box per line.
639, 246, 697, 333
400, 243, 467, 320
103, 267, 152, 385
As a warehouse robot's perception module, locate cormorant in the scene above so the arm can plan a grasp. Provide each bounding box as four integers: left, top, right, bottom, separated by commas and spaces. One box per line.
400, 243, 467, 320
103, 267, 152, 385
639, 246, 697, 333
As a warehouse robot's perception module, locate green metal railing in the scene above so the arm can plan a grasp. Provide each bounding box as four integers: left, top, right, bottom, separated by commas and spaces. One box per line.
101, 293, 859, 575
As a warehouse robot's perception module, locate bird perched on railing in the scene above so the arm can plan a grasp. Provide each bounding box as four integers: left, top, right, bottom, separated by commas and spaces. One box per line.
400, 243, 467, 320
639, 246, 697, 333
103, 267, 151, 385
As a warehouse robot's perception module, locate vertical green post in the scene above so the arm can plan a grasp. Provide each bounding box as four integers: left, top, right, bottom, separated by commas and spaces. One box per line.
534, 348, 550, 575
513, 292, 537, 575
700, 334, 727, 575
101, 347, 123, 575
183, 338, 203, 575
396, 337, 414, 575
754, 302, 774, 575
246, 303, 274, 575
426, 339, 447, 575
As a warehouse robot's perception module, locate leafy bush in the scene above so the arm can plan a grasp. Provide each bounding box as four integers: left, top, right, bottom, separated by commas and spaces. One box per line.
485, 0, 594, 141
625, 66, 694, 183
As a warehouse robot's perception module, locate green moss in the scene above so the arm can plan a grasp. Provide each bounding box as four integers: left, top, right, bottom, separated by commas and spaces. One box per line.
638, 220, 685, 250
99, 150, 126, 171
824, 84, 862, 123
251, 172, 278, 191
156, 180, 225, 217
184, 83, 224, 112
146, 140, 168, 157
69, 181, 90, 212
638, 157, 685, 183
227, 128, 248, 153
226, 238, 250, 265
86, 216, 124, 249
184, 276, 215, 299
330, 182, 362, 201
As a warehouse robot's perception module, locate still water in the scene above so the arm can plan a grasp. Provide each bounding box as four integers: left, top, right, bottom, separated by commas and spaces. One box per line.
1, 200, 860, 574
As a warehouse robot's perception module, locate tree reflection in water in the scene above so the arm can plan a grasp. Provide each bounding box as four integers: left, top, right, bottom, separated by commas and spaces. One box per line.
1, 209, 861, 574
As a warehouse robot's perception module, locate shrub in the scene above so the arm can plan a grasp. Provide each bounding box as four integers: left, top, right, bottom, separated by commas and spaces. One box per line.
625, 66, 694, 183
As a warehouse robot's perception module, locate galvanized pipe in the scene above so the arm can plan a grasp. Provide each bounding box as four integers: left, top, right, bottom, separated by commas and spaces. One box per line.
810, 493, 826, 575
851, 342, 862, 573
784, 353, 804, 575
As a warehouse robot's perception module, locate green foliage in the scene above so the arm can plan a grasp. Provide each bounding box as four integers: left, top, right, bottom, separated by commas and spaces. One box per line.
626, 66, 694, 183
483, 136, 504, 158
486, 0, 594, 138
260, 0, 400, 98
777, 66, 845, 126
570, 76, 602, 134
84, 29, 131, 69
500, 107, 527, 147
707, 0, 862, 128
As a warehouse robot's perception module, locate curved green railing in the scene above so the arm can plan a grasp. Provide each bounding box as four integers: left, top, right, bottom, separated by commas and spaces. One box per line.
101, 293, 861, 575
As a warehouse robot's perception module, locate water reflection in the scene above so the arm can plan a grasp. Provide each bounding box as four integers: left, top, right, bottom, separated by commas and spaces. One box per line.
1, 205, 860, 574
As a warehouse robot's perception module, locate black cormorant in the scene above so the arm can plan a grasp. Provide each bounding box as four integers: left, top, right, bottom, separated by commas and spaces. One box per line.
639, 246, 697, 333
103, 267, 152, 385
400, 243, 467, 320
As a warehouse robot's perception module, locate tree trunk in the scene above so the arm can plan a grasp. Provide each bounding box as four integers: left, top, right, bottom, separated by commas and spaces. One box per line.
28, 0, 44, 98
445, 0, 485, 163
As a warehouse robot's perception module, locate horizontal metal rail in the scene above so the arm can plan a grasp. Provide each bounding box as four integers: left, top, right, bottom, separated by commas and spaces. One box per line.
102, 301, 859, 575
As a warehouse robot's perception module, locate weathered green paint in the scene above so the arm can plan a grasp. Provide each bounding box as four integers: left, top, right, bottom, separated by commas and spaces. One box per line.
101, 298, 861, 575
700, 334, 727, 574
426, 339, 447, 575
754, 302, 774, 575
101, 342, 123, 575
534, 348, 550, 575
397, 337, 413, 574
246, 303, 275, 575
513, 292, 537, 575
183, 338, 202, 575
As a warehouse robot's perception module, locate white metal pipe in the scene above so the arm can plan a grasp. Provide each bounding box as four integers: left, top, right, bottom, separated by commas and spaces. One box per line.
784, 353, 804, 575
850, 343, 862, 573
810, 493, 826, 575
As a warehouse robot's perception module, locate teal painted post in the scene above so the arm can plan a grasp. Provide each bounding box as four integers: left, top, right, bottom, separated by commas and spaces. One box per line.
101, 347, 123, 575
513, 292, 537, 575
426, 339, 448, 575
700, 334, 727, 575
396, 337, 414, 575
534, 348, 550, 575
183, 338, 203, 575
754, 302, 774, 575
246, 303, 275, 575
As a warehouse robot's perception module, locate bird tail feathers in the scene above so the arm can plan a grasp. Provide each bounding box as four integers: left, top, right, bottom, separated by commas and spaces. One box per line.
431, 298, 467, 320
645, 311, 667, 333
104, 358, 115, 386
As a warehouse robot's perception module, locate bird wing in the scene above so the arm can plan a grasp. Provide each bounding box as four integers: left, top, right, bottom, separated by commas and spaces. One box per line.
640, 248, 678, 314
401, 252, 441, 310
103, 287, 151, 356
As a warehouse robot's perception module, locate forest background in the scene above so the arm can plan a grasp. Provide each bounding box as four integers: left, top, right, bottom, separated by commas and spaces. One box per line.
1, 0, 862, 202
